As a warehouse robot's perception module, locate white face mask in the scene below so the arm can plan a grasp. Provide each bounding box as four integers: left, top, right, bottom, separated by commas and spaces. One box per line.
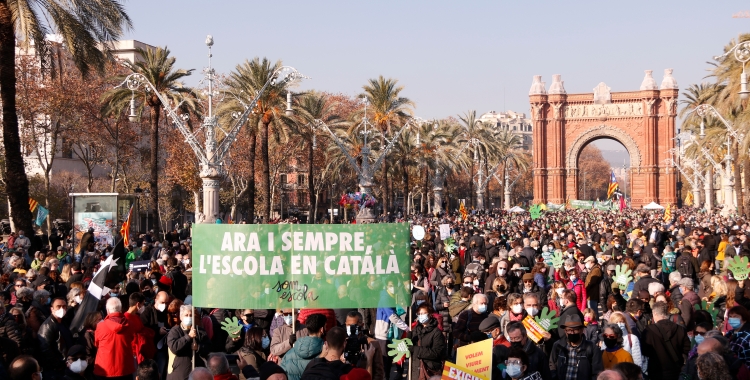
74, 296, 82, 304
525, 307, 538, 316
511, 304, 523, 314
498, 268, 507, 276
555, 288, 564, 296
53, 308, 65, 319
155, 303, 166, 312
570, 275, 577, 282
70, 358, 87, 374
473, 280, 479, 286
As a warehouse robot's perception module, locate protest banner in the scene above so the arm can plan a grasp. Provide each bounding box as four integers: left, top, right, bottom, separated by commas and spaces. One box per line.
441, 362, 487, 380
456, 339, 492, 379
191, 224, 411, 310
439, 224, 451, 240
523, 315, 548, 343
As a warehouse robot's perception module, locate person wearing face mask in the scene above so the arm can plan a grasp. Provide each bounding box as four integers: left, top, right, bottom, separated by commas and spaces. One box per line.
555, 289, 585, 340
607, 312, 642, 370
270, 308, 307, 358
38, 297, 72, 376
549, 314, 603, 380
123, 292, 156, 364
583, 256, 602, 319
140, 291, 170, 375
547, 281, 566, 317
235, 326, 269, 375
501, 347, 541, 380
506, 322, 550, 379
166, 304, 210, 380
94, 297, 136, 379
600, 325, 633, 370
463, 251, 486, 291
516, 273, 547, 307
406, 304, 446, 379
429, 256, 455, 290
454, 294, 489, 347
63, 344, 89, 380
500, 294, 527, 339
485, 259, 511, 294
565, 268, 587, 312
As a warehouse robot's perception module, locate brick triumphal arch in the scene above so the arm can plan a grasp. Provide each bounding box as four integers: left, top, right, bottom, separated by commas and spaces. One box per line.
528, 70, 679, 208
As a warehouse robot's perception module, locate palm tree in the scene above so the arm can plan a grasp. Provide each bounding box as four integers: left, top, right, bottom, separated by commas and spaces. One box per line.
362, 76, 414, 215
457, 110, 496, 207
0, 0, 131, 233
283, 92, 346, 223
222, 58, 292, 221
103, 47, 196, 232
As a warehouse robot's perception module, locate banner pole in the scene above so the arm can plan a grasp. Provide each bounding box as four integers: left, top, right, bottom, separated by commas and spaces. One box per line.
191, 305, 195, 371
292, 306, 296, 334
408, 303, 412, 380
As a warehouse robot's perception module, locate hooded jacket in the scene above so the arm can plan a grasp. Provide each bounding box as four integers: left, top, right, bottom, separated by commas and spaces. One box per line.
641, 319, 690, 380
94, 312, 135, 377
280, 335, 325, 380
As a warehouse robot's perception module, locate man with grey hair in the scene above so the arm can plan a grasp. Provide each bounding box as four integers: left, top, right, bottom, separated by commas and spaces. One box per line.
94, 296, 135, 378
677, 278, 700, 329
188, 367, 213, 380
647, 282, 665, 297
642, 301, 689, 380
668, 271, 683, 305
453, 293, 489, 347
632, 263, 658, 296
207, 353, 237, 379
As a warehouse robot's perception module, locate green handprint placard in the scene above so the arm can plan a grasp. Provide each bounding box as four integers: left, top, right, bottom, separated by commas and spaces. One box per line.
694, 300, 719, 326
728, 256, 750, 281
551, 251, 564, 269
534, 307, 560, 331
614, 264, 633, 290
387, 338, 412, 363
220, 317, 242, 339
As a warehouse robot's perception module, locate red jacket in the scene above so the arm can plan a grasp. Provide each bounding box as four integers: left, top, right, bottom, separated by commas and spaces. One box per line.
94, 312, 135, 377
125, 312, 155, 363
567, 279, 588, 312
297, 308, 337, 331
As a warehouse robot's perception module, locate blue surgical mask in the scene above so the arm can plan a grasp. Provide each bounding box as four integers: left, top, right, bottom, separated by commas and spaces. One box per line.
416, 300, 424, 306
283, 315, 293, 326
617, 323, 626, 333
109, 293, 117, 298
417, 314, 429, 324
694, 335, 705, 345
262, 336, 270, 349
506, 363, 522, 378
477, 305, 487, 313
729, 317, 742, 329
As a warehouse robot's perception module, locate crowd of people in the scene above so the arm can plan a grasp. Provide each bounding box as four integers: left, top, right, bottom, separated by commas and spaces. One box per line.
0, 207, 746, 380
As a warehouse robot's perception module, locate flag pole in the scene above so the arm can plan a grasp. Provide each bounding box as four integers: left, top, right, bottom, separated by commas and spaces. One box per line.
192, 304, 196, 371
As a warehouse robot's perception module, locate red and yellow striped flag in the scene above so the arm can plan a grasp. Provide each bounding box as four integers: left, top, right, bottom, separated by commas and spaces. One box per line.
120, 205, 133, 247
28, 198, 38, 212
663, 203, 672, 222
459, 202, 468, 220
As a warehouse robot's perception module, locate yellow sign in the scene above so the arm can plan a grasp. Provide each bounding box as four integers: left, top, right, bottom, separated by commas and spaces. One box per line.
441, 362, 488, 380
522, 315, 547, 343
455, 339, 493, 379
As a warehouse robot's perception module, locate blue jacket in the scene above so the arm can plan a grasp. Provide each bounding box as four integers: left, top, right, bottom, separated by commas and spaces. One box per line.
280, 335, 324, 380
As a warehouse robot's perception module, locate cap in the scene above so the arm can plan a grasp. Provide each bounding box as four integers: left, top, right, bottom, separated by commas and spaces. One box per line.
560, 314, 584, 328
67, 344, 86, 358
522, 273, 534, 281
478, 315, 501, 332
584, 256, 595, 263
56, 246, 63, 251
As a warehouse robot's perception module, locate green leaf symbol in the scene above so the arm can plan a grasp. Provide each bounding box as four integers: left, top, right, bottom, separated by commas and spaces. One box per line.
614, 265, 633, 290
220, 317, 242, 339
551, 251, 564, 269
387, 338, 412, 363
728, 256, 750, 281
534, 307, 559, 331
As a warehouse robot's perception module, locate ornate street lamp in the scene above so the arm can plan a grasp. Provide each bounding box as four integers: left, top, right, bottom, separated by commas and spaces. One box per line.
118, 35, 307, 223
714, 40, 750, 99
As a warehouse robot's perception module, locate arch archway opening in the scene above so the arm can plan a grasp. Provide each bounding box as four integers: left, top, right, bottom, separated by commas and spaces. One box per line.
575, 138, 631, 201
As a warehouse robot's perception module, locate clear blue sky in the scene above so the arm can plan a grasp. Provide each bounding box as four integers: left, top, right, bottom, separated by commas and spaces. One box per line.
123, 1, 749, 154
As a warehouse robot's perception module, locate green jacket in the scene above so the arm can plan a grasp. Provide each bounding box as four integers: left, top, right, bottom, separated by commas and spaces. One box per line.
279, 335, 324, 380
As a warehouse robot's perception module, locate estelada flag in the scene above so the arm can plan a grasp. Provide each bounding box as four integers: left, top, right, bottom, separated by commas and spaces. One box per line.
119, 205, 133, 247
607, 170, 619, 199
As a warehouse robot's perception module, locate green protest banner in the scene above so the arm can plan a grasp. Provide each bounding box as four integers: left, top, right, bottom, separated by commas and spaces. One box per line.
191, 224, 411, 310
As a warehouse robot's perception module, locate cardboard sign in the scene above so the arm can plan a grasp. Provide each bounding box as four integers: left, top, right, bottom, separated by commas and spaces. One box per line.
456, 339, 493, 379
439, 224, 451, 240
523, 315, 548, 343
128, 260, 151, 272
441, 362, 487, 380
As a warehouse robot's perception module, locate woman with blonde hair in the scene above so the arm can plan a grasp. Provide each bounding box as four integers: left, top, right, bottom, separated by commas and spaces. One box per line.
608, 311, 643, 370
429, 256, 455, 289
547, 280, 566, 316
59, 263, 71, 283
710, 276, 727, 301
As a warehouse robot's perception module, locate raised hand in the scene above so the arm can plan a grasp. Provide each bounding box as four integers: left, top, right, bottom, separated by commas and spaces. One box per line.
220, 317, 242, 339
728, 256, 750, 281
534, 307, 560, 331
614, 264, 633, 290
387, 338, 413, 363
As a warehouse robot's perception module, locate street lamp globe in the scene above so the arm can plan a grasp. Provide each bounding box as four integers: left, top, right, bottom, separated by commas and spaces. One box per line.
740, 72, 750, 100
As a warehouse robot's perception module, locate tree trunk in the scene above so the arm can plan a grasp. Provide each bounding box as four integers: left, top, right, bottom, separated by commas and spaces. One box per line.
111, 148, 120, 192
733, 140, 743, 217
247, 129, 256, 222
149, 106, 161, 233
0, 4, 33, 234
402, 158, 409, 215
469, 161, 475, 208
308, 142, 315, 224
382, 162, 389, 216
259, 118, 270, 221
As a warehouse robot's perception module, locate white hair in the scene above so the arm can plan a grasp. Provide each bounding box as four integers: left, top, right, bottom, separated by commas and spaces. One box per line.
472, 293, 487, 305
668, 271, 682, 286
648, 282, 665, 296
179, 304, 192, 317
106, 297, 122, 314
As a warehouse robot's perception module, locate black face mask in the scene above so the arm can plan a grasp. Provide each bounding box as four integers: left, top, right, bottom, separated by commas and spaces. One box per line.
567, 332, 582, 344
603, 337, 618, 349
142, 290, 154, 298
244, 314, 254, 323
510, 341, 523, 349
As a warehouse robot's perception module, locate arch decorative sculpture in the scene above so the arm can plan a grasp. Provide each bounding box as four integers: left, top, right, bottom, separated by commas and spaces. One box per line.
528, 70, 678, 207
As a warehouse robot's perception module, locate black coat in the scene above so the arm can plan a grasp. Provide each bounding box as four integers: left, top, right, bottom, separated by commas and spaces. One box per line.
549, 338, 603, 380
641, 319, 690, 380
408, 317, 446, 378
0, 312, 21, 347
556, 305, 584, 340
38, 316, 73, 370
523, 338, 551, 379
166, 325, 210, 380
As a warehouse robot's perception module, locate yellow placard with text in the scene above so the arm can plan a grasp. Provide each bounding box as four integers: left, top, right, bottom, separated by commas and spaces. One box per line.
441, 362, 488, 380
522, 315, 547, 343
455, 339, 493, 379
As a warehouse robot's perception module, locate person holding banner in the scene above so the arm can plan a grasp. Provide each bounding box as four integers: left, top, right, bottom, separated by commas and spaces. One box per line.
407, 304, 446, 380
166, 305, 210, 380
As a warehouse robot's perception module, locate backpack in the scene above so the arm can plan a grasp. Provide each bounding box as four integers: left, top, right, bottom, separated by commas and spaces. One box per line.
676, 255, 695, 279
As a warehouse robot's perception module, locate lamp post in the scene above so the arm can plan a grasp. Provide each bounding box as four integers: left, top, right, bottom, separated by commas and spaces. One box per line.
714, 40, 750, 100
119, 35, 307, 223
134, 186, 142, 233
690, 104, 739, 215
